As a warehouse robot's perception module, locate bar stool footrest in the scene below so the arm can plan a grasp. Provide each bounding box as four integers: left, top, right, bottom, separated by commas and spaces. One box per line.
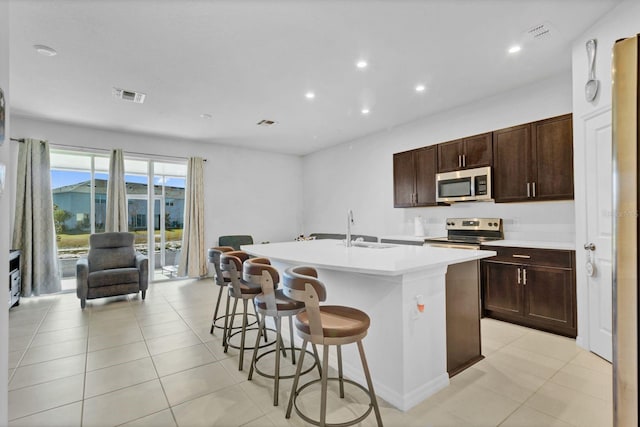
210, 312, 258, 333
252, 347, 318, 380
291, 377, 375, 427
226, 326, 277, 351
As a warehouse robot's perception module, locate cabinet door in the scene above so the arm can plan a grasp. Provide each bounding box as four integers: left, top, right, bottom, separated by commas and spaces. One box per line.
482, 262, 523, 316
532, 114, 574, 200
414, 146, 437, 206
462, 132, 493, 169
393, 151, 416, 207
523, 265, 576, 336
437, 140, 464, 173
493, 124, 531, 202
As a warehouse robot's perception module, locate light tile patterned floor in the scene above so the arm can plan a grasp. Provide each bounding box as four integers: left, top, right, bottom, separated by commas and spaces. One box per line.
7, 278, 613, 426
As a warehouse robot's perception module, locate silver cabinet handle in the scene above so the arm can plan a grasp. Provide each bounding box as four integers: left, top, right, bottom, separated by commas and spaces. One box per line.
526, 182, 531, 197
523, 268, 527, 285
458, 155, 462, 168
462, 154, 466, 168
532, 182, 536, 197
517, 267, 521, 284
512, 254, 531, 259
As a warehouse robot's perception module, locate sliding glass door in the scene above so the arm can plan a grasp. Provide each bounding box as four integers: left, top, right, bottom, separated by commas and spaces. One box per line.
50, 149, 187, 288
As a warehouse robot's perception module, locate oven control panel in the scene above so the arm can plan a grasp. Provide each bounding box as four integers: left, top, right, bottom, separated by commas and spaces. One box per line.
445, 217, 502, 231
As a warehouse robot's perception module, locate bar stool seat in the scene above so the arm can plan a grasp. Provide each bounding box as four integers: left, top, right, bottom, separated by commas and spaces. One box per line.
295, 306, 370, 339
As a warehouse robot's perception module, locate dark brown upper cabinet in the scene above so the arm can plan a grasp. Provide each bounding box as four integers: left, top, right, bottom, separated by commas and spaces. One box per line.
493, 114, 573, 203
437, 132, 492, 173
393, 146, 437, 207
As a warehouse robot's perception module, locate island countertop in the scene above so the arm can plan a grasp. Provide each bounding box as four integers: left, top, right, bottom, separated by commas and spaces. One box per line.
241, 239, 496, 276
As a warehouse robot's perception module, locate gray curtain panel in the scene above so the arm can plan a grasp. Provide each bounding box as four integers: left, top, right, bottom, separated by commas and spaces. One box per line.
178, 157, 206, 277
106, 148, 128, 232
12, 139, 61, 296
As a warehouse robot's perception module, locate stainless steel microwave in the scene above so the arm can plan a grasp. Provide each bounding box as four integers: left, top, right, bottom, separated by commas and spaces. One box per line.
436, 166, 492, 203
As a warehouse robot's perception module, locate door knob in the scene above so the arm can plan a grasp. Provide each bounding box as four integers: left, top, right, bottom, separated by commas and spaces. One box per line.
584, 243, 596, 251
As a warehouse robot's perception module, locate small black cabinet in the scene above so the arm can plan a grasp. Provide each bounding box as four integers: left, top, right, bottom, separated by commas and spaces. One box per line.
9, 250, 21, 308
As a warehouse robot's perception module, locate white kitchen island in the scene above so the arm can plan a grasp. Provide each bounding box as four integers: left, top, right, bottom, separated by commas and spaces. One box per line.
241, 239, 496, 411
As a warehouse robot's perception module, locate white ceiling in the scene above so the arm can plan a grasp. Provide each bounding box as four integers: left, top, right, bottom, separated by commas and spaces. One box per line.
9, 0, 620, 156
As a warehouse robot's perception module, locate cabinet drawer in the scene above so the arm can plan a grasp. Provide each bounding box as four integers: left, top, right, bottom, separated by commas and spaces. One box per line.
481, 246, 573, 268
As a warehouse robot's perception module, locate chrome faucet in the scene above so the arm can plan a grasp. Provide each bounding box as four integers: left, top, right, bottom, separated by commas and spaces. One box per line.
346, 209, 354, 247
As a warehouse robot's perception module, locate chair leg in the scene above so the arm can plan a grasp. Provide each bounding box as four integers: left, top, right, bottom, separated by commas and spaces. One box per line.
223, 295, 231, 351
286, 339, 309, 419
238, 299, 249, 371
312, 343, 322, 378
253, 299, 269, 343
210, 284, 225, 334
247, 314, 265, 381
289, 316, 296, 365
357, 340, 383, 427
337, 344, 345, 398
274, 316, 282, 406
141, 290, 146, 300
224, 296, 238, 353
320, 345, 330, 427
223, 297, 238, 353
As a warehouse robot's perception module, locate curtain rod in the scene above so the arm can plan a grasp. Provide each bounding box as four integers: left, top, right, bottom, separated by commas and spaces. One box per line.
9, 138, 207, 162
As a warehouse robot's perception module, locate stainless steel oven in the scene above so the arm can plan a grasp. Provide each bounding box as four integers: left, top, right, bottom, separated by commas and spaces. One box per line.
436, 166, 492, 203
423, 217, 503, 249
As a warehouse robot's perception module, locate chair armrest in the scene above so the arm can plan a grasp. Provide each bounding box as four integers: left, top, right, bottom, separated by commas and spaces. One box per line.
76, 258, 89, 299
136, 252, 149, 290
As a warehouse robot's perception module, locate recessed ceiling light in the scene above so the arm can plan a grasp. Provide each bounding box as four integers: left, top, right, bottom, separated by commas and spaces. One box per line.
415, 84, 426, 92
508, 45, 522, 54
200, 113, 212, 119
361, 108, 370, 115
356, 60, 368, 69
33, 44, 57, 57
305, 91, 315, 99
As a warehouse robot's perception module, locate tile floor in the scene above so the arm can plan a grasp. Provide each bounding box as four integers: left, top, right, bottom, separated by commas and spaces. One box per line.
7, 278, 613, 426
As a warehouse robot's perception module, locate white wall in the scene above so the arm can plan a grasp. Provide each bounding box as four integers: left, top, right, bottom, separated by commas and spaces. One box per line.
302, 73, 574, 242
571, 0, 640, 350
0, 0, 10, 421
10, 116, 304, 253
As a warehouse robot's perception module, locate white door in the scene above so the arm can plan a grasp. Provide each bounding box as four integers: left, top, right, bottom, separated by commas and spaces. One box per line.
584, 108, 613, 361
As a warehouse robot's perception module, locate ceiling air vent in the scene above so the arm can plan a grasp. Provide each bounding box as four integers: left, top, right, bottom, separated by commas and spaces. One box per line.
112, 87, 146, 104
257, 119, 277, 127
525, 21, 555, 42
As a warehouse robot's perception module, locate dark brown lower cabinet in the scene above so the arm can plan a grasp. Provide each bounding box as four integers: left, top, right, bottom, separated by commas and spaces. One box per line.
481, 246, 576, 338
446, 260, 483, 376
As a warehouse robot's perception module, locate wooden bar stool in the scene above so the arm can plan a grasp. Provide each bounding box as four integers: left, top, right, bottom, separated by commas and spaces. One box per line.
282, 266, 383, 427
220, 250, 272, 371
243, 257, 321, 406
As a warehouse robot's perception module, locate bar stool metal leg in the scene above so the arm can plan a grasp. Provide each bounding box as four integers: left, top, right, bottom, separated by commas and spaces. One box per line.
289, 316, 296, 364
320, 345, 330, 427
357, 340, 383, 427
286, 338, 309, 419
210, 284, 225, 334
337, 345, 345, 398
273, 317, 282, 405
239, 299, 249, 370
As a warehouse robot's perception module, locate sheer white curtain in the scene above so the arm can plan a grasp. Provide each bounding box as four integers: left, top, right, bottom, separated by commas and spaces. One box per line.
12, 139, 61, 295
105, 148, 128, 232
178, 157, 206, 277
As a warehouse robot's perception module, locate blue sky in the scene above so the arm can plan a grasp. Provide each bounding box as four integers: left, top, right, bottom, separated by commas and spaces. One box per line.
51, 170, 184, 189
